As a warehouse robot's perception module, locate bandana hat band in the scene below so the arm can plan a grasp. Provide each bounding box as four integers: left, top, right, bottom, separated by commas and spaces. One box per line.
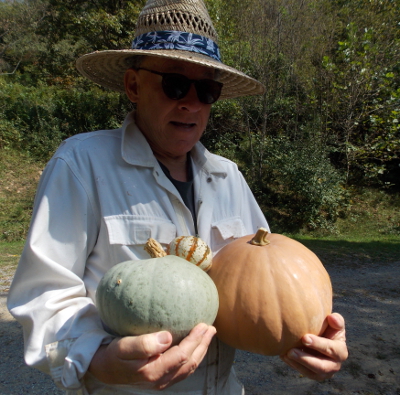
131, 30, 222, 62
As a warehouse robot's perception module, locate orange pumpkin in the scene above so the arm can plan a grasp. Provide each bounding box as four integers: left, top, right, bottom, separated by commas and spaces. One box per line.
208, 228, 332, 356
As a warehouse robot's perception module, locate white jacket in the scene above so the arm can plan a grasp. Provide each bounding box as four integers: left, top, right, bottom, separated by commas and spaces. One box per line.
7, 112, 269, 394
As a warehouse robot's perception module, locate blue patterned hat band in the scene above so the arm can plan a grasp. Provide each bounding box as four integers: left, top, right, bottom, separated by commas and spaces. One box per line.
131, 31, 221, 63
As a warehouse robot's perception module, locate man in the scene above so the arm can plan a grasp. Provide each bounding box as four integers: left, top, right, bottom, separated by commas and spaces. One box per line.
7, 0, 348, 394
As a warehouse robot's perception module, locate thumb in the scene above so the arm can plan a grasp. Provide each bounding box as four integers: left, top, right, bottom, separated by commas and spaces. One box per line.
114, 331, 173, 360
311, 313, 346, 343
327, 313, 345, 331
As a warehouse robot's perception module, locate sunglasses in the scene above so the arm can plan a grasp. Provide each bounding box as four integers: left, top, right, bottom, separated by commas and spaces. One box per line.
137, 68, 223, 104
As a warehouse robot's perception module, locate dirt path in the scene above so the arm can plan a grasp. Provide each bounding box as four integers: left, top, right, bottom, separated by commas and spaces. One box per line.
0, 294, 63, 394
1, 259, 399, 394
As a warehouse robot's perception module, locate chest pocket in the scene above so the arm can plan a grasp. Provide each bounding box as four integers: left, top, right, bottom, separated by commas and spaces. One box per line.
104, 215, 177, 262
211, 217, 247, 252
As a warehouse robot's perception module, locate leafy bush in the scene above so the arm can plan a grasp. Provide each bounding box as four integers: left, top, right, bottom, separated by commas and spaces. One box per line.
239, 135, 348, 233
0, 80, 131, 160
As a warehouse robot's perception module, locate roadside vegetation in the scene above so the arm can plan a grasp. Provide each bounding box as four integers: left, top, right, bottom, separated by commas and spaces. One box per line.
1, 148, 399, 276
1, 0, 399, 272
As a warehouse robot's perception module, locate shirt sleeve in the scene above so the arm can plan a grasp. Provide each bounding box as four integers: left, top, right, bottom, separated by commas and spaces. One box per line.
7, 156, 114, 391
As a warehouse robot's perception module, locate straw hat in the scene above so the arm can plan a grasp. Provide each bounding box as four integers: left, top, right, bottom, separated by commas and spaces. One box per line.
76, 0, 265, 100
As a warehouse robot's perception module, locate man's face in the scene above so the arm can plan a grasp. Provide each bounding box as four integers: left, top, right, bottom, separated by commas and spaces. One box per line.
124, 57, 214, 160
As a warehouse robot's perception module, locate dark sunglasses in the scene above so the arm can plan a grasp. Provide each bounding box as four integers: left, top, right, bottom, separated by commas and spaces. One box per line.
136, 68, 223, 104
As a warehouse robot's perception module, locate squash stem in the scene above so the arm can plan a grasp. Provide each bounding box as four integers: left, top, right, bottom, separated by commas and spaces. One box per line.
144, 238, 167, 258
250, 227, 270, 246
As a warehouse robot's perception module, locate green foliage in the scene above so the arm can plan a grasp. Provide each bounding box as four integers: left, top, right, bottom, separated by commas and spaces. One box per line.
0, 0, 48, 76
202, 99, 246, 159
1, 0, 144, 87
0, 79, 131, 159
209, 0, 400, 190
0, 149, 43, 242
319, 17, 400, 186
336, 188, 400, 238
1, 0, 400, 235
237, 134, 347, 233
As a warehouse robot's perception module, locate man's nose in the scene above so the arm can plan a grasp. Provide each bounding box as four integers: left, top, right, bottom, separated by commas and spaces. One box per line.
178, 83, 204, 111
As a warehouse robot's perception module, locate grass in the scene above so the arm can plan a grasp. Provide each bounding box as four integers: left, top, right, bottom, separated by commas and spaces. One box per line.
0, 241, 24, 266
289, 188, 400, 265
0, 149, 43, 291
0, 149, 44, 242
294, 237, 400, 268
0, 240, 24, 292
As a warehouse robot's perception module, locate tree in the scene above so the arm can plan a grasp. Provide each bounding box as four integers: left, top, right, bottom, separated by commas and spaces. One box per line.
0, 0, 48, 76
318, 0, 400, 186
204, 0, 347, 232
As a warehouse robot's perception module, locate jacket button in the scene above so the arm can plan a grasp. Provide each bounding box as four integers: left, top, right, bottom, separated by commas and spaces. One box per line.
207, 177, 212, 183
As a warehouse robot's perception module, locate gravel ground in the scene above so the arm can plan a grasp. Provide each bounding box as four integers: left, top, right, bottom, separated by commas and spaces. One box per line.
1, 258, 399, 395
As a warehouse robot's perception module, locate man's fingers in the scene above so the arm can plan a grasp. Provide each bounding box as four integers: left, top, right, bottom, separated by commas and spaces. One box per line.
326, 313, 347, 339
282, 351, 338, 381
301, 334, 348, 361
300, 313, 348, 362
96, 324, 216, 388
113, 331, 173, 360
280, 312, 348, 381
316, 313, 346, 343
327, 312, 345, 329
150, 324, 217, 390
177, 323, 216, 358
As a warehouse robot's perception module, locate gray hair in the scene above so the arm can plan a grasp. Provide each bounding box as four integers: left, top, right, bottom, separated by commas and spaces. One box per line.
127, 55, 147, 70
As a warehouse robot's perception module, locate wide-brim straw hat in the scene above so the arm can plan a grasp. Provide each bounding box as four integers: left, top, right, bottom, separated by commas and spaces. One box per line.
76, 0, 265, 100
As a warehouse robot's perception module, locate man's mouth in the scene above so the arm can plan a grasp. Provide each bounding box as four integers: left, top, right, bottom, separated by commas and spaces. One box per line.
171, 121, 196, 128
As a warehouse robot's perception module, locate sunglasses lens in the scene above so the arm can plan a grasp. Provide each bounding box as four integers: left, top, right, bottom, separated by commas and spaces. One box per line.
162, 74, 191, 100
195, 80, 223, 104
161, 73, 223, 104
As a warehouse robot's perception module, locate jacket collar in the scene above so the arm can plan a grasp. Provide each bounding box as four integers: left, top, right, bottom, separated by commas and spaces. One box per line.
121, 111, 227, 177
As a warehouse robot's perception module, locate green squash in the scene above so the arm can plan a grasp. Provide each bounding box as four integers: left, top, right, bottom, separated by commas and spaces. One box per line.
96, 255, 219, 345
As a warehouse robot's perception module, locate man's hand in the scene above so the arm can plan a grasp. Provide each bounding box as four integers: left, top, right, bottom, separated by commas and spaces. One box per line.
89, 323, 216, 390
281, 313, 348, 381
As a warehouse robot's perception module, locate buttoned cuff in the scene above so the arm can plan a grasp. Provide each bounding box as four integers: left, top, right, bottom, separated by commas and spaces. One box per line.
45, 330, 115, 392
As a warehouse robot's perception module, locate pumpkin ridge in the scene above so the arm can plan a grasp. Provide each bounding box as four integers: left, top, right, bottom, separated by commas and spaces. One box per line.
268, 243, 319, 353
260, 254, 283, 354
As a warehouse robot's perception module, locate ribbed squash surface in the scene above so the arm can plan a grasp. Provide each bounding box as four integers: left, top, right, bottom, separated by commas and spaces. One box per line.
208, 230, 332, 356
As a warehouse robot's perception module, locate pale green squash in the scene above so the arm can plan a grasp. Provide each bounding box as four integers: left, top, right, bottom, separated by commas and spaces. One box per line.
96, 255, 219, 344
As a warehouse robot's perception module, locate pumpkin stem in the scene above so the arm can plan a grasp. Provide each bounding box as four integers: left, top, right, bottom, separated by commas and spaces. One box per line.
250, 227, 270, 246
144, 238, 167, 258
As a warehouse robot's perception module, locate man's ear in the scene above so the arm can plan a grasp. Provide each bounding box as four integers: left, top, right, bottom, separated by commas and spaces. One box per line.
124, 69, 140, 103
